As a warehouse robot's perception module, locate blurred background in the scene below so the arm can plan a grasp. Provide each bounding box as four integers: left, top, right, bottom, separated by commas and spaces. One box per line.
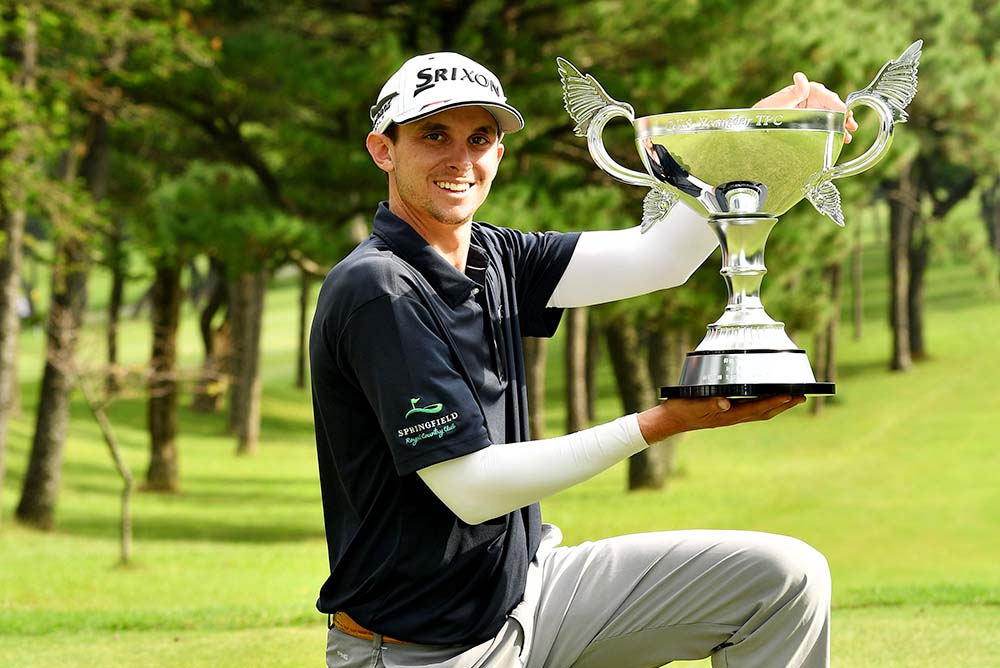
0, 1, 998, 666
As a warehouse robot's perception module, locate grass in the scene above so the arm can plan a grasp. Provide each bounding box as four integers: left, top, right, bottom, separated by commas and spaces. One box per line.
2, 235, 999, 667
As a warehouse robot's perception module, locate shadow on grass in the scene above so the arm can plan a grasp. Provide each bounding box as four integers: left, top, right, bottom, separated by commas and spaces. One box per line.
65, 479, 318, 507
858, 286, 992, 323
57, 512, 324, 544
71, 391, 317, 441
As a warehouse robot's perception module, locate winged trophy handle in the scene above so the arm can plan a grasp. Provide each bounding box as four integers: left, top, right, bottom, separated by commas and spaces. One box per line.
557, 58, 675, 232
805, 40, 922, 226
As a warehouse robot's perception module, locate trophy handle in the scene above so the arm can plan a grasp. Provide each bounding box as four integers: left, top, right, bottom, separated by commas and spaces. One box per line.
805, 40, 921, 226
586, 105, 659, 188
805, 95, 895, 226
556, 57, 658, 188
825, 93, 896, 181
557, 57, 670, 230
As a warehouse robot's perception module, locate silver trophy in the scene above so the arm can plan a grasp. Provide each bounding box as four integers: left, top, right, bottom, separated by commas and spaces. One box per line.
558, 41, 921, 398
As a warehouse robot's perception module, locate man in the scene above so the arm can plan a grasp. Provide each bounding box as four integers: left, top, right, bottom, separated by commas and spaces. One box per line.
310, 52, 856, 668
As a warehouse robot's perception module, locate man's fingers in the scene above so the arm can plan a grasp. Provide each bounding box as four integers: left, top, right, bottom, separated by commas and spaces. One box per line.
726, 395, 804, 423
843, 110, 857, 144
758, 395, 806, 420
792, 72, 810, 104
753, 73, 809, 110
805, 83, 847, 111
845, 110, 859, 131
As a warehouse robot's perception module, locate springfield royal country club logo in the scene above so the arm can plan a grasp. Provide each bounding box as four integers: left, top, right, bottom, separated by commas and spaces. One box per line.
398, 397, 460, 447
405, 397, 443, 418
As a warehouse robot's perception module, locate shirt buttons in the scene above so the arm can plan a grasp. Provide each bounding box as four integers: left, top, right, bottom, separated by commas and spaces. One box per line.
470, 287, 480, 296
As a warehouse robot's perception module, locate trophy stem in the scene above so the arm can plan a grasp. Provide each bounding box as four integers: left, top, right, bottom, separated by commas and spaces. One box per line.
659, 214, 835, 399
697, 216, 797, 351
713, 215, 775, 314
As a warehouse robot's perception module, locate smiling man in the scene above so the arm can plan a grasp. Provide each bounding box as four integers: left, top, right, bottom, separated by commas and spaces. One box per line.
310, 52, 849, 668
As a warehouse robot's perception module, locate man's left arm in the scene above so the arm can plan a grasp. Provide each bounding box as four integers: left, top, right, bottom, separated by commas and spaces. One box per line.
546, 201, 718, 309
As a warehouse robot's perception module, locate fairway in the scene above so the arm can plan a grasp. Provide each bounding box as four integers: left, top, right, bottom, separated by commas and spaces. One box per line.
1, 241, 999, 667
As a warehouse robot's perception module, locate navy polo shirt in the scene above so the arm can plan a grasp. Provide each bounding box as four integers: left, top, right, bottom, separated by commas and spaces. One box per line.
309, 202, 580, 645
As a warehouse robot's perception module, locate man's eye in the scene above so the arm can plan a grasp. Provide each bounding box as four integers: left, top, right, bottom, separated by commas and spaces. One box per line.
470, 136, 490, 146
425, 132, 444, 141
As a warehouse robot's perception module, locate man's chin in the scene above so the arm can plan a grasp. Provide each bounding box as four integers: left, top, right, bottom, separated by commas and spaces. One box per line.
430, 205, 478, 227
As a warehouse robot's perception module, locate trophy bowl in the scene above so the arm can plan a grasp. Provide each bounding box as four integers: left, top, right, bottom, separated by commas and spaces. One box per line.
558, 42, 921, 399
636, 108, 845, 218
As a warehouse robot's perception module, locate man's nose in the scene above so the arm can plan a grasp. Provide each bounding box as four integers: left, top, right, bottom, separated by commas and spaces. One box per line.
444, 143, 474, 170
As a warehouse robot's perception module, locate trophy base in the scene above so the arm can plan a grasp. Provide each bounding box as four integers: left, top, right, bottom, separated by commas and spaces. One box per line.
661, 349, 833, 399
659, 382, 835, 400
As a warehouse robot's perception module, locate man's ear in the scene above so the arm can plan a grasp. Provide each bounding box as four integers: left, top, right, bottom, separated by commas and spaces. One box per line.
366, 132, 395, 173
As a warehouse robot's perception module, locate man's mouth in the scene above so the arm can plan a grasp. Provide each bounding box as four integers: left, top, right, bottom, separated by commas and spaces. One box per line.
435, 181, 471, 192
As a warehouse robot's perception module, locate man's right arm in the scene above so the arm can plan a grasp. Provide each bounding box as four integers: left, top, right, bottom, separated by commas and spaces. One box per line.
418, 395, 804, 525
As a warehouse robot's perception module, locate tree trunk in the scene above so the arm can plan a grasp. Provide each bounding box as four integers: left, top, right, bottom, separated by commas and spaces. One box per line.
810, 327, 828, 416
15, 236, 88, 529
522, 336, 547, 439
585, 311, 602, 422
907, 217, 929, 361
564, 307, 588, 433
825, 263, 842, 387
105, 216, 125, 396
0, 201, 25, 527
192, 258, 227, 412
887, 164, 916, 372
983, 177, 1000, 263
145, 264, 182, 492
605, 312, 663, 491
295, 270, 311, 389
15, 109, 107, 529
228, 270, 267, 455
851, 215, 864, 341
0, 0, 37, 527
646, 325, 690, 484
811, 263, 842, 415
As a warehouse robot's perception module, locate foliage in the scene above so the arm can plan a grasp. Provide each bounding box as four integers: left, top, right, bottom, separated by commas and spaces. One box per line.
2, 0, 996, 513
143, 160, 311, 273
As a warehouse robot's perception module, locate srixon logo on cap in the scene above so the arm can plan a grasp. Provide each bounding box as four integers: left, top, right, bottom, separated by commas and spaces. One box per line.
414, 66, 501, 98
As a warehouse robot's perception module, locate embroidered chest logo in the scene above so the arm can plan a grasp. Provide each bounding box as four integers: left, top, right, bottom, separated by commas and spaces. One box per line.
405, 397, 443, 419
398, 397, 459, 447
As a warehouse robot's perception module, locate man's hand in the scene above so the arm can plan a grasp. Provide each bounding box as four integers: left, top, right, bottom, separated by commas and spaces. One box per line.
637, 395, 806, 444
753, 72, 859, 143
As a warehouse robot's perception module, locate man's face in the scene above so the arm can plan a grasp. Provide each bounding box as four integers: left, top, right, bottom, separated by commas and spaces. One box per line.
369, 106, 505, 228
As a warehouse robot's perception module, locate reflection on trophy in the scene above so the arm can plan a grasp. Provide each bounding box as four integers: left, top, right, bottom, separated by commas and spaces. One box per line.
558, 42, 922, 399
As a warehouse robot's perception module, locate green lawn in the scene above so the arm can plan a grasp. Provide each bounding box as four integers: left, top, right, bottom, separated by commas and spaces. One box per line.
1, 239, 999, 667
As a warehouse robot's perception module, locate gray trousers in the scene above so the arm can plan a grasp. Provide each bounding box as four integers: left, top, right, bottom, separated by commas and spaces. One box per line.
326, 525, 830, 668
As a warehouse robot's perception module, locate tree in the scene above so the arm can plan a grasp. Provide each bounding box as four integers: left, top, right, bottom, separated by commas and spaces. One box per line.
563, 307, 589, 433
15, 118, 106, 529
605, 308, 666, 490
983, 176, 1000, 273
0, 1, 38, 525
867, 1, 1000, 367
15, 0, 206, 526
154, 161, 308, 457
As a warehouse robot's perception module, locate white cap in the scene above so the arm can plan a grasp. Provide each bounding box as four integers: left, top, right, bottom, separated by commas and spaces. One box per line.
370, 52, 524, 135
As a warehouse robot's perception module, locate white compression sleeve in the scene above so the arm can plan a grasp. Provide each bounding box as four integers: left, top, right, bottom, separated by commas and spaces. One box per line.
417, 415, 648, 525
547, 201, 719, 308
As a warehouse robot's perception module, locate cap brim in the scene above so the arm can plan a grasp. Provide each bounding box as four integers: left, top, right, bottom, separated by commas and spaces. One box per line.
394, 101, 524, 134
